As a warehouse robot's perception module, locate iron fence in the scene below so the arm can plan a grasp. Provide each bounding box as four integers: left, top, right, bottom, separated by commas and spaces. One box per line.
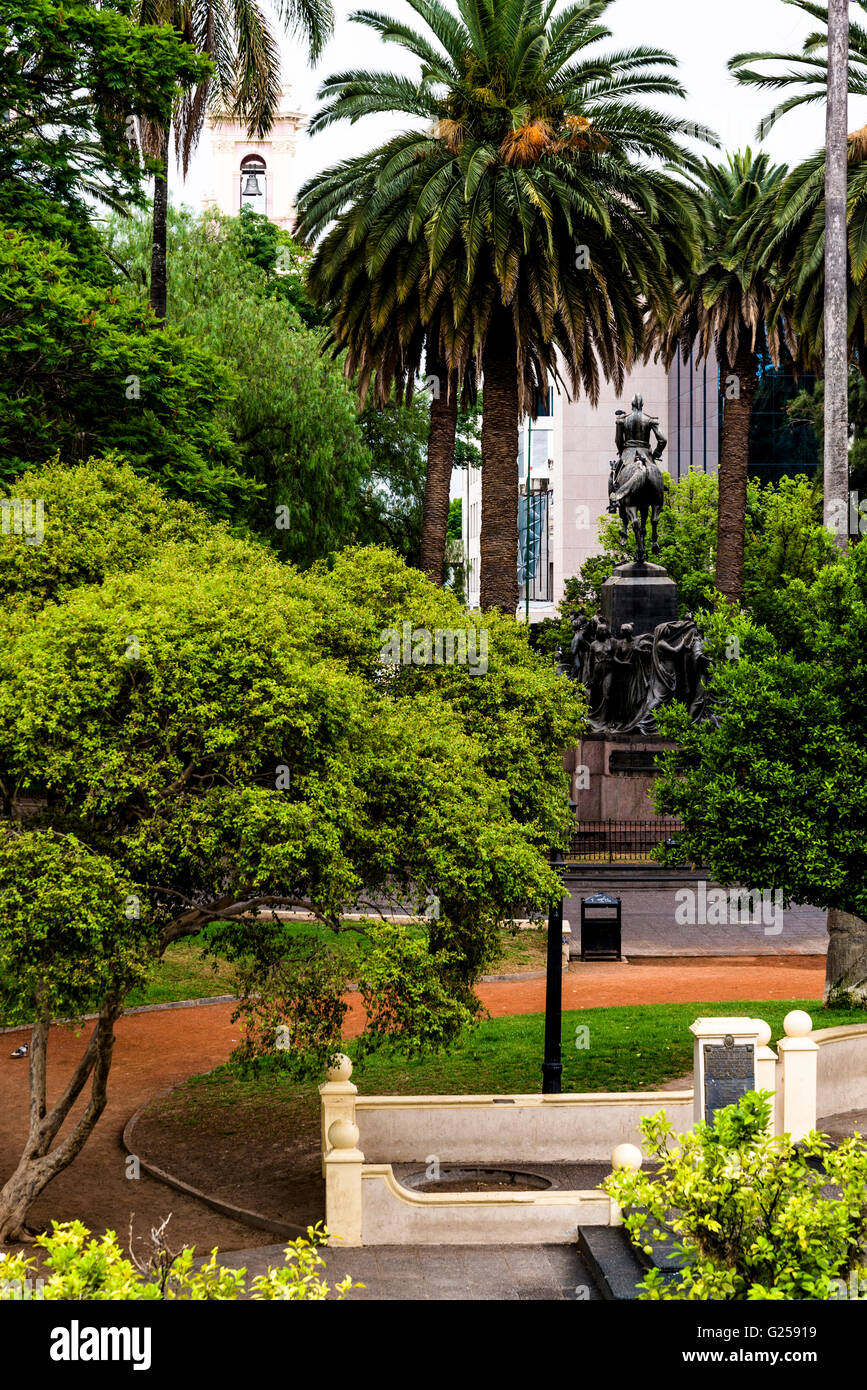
568, 818, 686, 864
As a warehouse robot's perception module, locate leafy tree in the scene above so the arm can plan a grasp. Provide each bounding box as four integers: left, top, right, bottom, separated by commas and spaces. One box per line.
355, 394, 429, 565
653, 151, 793, 602
606, 1093, 867, 1299
651, 541, 867, 1004
135, 0, 333, 319
0, 225, 257, 516
235, 207, 326, 328
300, 0, 707, 612
106, 206, 371, 559
0, 458, 582, 1238
0, 454, 252, 612
0, 0, 208, 262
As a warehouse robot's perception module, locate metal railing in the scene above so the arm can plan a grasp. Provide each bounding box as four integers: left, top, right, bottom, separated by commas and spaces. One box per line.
517, 488, 552, 603
568, 818, 686, 864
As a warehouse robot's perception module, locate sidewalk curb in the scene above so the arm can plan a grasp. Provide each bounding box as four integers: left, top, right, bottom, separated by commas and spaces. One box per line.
122, 1085, 308, 1241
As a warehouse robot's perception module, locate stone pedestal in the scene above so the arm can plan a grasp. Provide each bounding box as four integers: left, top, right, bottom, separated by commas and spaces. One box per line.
568, 735, 675, 820
601, 560, 678, 637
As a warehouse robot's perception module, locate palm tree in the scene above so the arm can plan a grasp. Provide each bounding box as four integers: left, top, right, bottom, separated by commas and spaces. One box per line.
138, 0, 333, 320
300, 170, 468, 586
730, 0, 851, 548
655, 151, 793, 600
300, 0, 707, 613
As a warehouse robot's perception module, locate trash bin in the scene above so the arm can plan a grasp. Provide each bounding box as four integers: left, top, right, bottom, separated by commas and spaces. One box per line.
580, 892, 622, 961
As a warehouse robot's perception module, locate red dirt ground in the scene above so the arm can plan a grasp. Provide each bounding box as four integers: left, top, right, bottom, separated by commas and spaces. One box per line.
0, 956, 826, 1253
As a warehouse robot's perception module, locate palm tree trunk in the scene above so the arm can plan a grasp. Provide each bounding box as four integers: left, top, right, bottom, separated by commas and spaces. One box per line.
715, 342, 758, 601
480, 308, 519, 614
824, 0, 850, 550
149, 138, 169, 322
420, 345, 458, 586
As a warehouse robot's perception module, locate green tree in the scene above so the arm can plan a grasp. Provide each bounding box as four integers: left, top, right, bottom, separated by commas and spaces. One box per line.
136, 0, 333, 319
0, 457, 582, 1239
356, 394, 429, 565
0, 0, 208, 262
300, 0, 707, 612
654, 151, 793, 601
0, 225, 256, 516
651, 540, 867, 1005
107, 205, 371, 561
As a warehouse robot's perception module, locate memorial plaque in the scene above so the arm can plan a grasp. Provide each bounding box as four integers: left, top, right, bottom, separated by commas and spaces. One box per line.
608, 749, 659, 775
702, 1037, 755, 1125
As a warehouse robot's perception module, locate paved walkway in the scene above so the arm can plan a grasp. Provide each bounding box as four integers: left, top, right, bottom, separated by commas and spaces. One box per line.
213, 1241, 601, 1300
562, 885, 826, 956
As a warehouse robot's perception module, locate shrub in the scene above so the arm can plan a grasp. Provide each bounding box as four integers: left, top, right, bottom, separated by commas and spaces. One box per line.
0, 1220, 359, 1301
604, 1092, 867, 1299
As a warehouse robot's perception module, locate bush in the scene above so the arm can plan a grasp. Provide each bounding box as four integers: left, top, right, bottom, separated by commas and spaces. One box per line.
605, 1092, 867, 1299
0, 1220, 359, 1301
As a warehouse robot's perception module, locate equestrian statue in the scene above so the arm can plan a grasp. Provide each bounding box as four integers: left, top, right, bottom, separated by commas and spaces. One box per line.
608, 393, 666, 563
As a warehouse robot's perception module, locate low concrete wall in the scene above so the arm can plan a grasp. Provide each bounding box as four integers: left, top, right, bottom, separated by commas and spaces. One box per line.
360, 1166, 610, 1244
354, 1091, 693, 1164
815, 1023, 867, 1118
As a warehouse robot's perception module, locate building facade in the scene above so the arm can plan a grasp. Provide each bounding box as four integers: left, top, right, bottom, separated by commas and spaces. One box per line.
198, 84, 306, 230
462, 348, 719, 616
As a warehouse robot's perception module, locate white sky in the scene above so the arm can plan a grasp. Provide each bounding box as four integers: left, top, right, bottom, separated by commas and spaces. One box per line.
177, 0, 867, 216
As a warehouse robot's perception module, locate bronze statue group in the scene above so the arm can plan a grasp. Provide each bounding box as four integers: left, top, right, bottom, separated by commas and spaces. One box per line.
557, 611, 717, 735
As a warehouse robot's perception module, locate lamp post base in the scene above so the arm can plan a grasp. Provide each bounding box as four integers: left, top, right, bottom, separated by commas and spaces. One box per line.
541, 1061, 562, 1095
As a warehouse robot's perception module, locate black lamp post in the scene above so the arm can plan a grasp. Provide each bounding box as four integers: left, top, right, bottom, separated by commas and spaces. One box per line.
541, 844, 566, 1094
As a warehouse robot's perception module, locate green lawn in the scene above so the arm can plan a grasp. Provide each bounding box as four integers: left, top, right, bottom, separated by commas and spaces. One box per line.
165, 999, 861, 1117
122, 922, 549, 1011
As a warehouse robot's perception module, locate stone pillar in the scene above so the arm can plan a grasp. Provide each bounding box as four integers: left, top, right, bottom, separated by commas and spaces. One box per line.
690, 1017, 762, 1127
608, 1143, 642, 1227
324, 1118, 364, 1247
775, 1010, 818, 1141
752, 1018, 778, 1134
318, 1053, 357, 1177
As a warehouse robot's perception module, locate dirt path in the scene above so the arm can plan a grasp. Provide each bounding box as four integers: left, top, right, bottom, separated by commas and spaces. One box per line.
0, 956, 825, 1252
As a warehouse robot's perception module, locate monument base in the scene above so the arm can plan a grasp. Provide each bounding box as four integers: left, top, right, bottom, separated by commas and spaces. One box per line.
600, 560, 678, 637
566, 735, 675, 822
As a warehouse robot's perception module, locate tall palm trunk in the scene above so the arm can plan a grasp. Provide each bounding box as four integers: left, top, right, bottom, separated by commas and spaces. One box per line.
480, 308, 519, 614
420, 339, 459, 585
149, 134, 169, 321
715, 341, 758, 601
824, 0, 850, 549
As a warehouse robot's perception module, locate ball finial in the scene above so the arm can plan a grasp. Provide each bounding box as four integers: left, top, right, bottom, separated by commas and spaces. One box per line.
325, 1053, 353, 1082
328, 1118, 360, 1150
611, 1143, 643, 1172
783, 1009, 813, 1038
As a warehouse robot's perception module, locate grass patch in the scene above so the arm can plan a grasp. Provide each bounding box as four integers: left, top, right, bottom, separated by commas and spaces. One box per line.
156, 998, 863, 1121
122, 922, 547, 1012
125, 941, 239, 1008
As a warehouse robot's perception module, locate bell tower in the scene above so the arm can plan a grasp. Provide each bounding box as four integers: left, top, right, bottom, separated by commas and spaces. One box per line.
202, 83, 306, 230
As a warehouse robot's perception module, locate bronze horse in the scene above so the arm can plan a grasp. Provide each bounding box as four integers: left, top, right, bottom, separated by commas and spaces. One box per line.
608, 395, 667, 564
